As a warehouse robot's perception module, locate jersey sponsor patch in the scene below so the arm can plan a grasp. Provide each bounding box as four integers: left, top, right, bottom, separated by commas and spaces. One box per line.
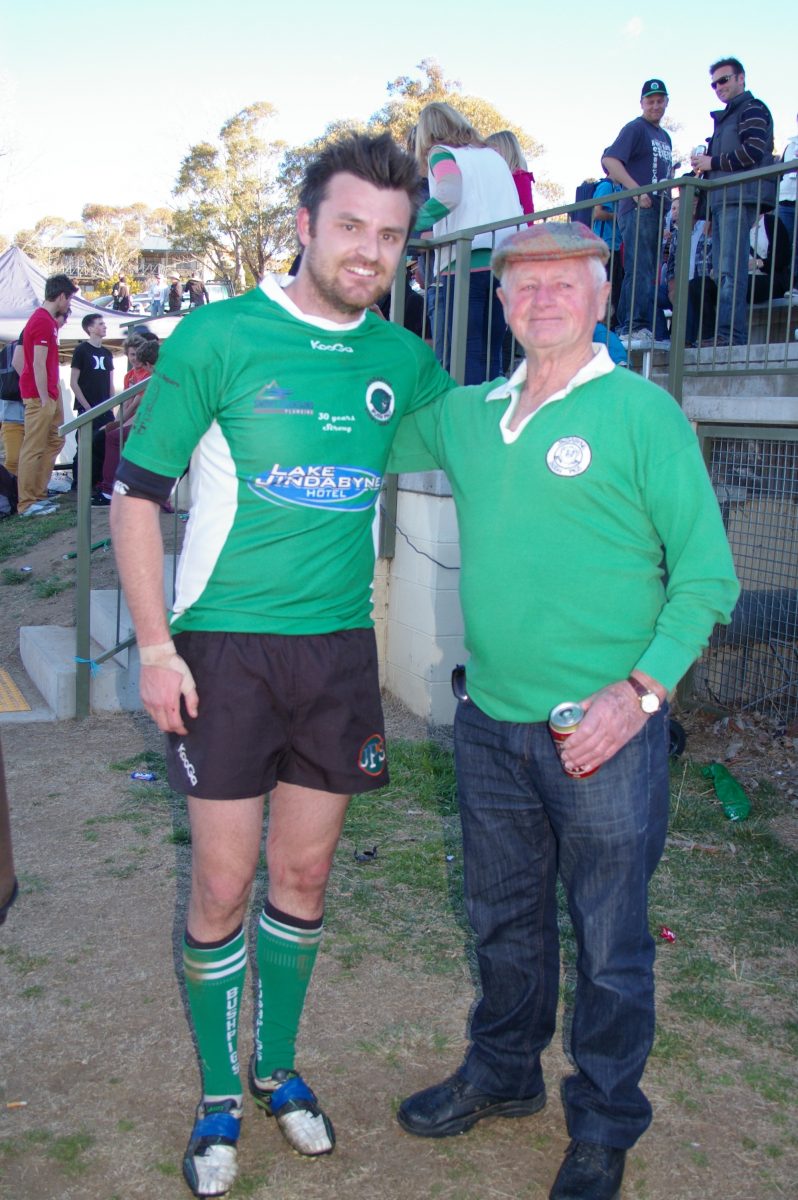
247, 463, 383, 511
365, 380, 395, 424
358, 733, 386, 777
255, 379, 313, 415
546, 436, 592, 477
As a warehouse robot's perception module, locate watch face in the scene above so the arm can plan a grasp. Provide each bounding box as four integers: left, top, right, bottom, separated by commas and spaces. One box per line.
641, 693, 660, 714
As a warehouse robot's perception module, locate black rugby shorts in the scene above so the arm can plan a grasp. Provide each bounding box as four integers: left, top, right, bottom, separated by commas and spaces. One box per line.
164, 629, 388, 799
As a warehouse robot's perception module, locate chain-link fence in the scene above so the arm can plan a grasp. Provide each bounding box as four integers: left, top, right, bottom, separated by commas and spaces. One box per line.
692, 429, 798, 718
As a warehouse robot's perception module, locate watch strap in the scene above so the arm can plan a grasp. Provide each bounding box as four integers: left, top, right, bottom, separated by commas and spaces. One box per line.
626, 676, 661, 712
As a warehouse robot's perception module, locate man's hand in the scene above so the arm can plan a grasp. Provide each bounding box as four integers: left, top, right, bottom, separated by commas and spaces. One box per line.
691, 153, 712, 175
138, 641, 198, 734
559, 680, 652, 775
637, 193, 653, 209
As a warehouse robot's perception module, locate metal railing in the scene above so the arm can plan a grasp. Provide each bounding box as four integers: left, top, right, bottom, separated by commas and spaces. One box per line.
60, 379, 148, 716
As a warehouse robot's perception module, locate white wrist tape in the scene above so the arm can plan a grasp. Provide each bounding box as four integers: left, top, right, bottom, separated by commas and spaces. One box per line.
138, 640, 196, 695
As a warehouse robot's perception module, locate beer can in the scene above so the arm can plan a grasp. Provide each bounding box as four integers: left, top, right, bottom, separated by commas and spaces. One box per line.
692, 144, 707, 158
130, 771, 158, 782
548, 702, 598, 778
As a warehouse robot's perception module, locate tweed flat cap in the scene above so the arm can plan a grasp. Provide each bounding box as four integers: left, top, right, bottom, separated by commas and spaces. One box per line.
492, 222, 610, 275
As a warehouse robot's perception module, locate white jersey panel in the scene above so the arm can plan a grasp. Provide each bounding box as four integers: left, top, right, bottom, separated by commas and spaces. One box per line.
171, 421, 238, 624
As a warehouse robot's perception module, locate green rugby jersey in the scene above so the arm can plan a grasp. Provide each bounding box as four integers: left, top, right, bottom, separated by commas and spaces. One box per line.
122, 278, 454, 635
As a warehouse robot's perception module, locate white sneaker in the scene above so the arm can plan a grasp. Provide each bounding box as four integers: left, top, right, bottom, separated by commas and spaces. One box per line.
626, 329, 654, 350
19, 501, 59, 518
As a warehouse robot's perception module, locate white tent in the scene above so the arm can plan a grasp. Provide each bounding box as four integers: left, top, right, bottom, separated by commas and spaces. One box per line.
0, 246, 180, 344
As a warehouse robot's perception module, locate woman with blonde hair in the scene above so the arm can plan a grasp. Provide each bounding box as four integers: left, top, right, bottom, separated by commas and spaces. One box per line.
415, 102, 522, 383
486, 130, 535, 215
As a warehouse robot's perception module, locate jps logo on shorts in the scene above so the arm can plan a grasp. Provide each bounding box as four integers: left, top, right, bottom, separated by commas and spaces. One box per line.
358, 734, 386, 777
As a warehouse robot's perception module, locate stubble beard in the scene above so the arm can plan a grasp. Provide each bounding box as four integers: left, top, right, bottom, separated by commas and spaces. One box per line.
303, 247, 386, 319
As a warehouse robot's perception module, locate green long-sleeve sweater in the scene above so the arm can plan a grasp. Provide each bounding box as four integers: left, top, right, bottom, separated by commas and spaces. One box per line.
388, 358, 739, 723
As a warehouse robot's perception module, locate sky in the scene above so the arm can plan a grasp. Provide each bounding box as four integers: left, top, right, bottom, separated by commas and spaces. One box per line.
1, 0, 796, 240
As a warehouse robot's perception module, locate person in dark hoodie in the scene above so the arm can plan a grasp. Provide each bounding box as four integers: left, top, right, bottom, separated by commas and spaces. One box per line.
691, 58, 774, 345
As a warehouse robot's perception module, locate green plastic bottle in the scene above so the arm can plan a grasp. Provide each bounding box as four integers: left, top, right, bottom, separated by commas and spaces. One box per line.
701, 763, 751, 821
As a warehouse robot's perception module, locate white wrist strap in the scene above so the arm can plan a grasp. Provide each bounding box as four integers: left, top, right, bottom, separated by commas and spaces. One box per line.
138, 640, 196, 695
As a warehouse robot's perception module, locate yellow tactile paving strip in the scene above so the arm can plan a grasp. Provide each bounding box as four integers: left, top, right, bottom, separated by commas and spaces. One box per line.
0, 668, 31, 713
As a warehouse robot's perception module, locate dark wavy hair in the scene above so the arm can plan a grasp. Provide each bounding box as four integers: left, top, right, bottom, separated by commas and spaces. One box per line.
299, 132, 420, 233
709, 57, 745, 78
44, 274, 78, 302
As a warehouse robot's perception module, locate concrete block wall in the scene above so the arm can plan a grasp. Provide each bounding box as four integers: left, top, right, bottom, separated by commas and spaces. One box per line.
383, 473, 465, 725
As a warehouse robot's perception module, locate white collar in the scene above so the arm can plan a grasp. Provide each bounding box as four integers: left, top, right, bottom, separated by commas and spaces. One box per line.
486, 345, 615, 444
259, 274, 367, 332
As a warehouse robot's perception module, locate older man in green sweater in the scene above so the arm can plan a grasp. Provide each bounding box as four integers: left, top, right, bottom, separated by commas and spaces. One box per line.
389, 222, 739, 1200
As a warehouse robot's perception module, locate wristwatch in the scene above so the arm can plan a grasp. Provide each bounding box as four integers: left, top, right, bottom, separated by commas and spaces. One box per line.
627, 676, 662, 714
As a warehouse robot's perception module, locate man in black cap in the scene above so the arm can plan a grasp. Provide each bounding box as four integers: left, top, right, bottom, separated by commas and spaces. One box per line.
602, 80, 673, 348
388, 222, 738, 1200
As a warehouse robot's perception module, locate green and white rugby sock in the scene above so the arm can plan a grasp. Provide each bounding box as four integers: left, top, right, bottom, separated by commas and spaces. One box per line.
255, 901, 323, 1079
183, 925, 247, 1102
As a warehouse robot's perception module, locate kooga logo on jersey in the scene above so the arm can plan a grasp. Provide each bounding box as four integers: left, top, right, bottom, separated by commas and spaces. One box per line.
248, 464, 382, 511
310, 339, 353, 353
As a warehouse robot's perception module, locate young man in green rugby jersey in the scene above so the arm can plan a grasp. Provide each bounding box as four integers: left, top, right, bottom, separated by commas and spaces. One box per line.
110, 133, 454, 1198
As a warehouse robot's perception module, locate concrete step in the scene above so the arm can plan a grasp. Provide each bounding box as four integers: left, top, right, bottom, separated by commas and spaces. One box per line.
17, 556, 177, 720
20, 626, 142, 719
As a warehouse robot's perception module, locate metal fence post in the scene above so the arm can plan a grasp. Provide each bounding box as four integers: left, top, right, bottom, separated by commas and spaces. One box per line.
667, 178, 697, 405
449, 238, 472, 385
73, 422, 95, 718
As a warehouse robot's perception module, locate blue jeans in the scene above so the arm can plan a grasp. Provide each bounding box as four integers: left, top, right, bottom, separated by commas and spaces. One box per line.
713, 201, 757, 344
454, 698, 670, 1149
777, 202, 798, 291
618, 205, 664, 335
430, 271, 506, 384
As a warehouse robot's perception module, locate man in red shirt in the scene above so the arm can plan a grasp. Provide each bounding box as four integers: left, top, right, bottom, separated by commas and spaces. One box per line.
16, 273, 78, 516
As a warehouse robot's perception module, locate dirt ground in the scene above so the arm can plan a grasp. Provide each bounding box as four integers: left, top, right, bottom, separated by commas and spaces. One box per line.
0, 516, 796, 1199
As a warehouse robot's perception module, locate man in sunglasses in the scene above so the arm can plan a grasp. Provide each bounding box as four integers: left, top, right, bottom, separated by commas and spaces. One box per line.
691, 58, 775, 346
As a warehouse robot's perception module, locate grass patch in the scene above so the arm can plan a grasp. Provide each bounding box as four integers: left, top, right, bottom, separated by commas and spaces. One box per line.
0, 1128, 94, 1178
153, 1160, 180, 1177
46, 1131, 94, 1175
651, 759, 798, 1053
325, 740, 465, 972
33, 574, 71, 599
0, 502, 76, 559
1, 566, 31, 585
0, 946, 49, 975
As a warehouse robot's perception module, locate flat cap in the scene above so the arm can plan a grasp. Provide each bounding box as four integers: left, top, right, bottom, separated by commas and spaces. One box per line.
492, 222, 609, 275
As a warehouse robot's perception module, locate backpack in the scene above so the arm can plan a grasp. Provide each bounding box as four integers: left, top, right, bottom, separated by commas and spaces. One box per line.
570, 179, 599, 226
0, 463, 18, 516
0, 341, 21, 403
